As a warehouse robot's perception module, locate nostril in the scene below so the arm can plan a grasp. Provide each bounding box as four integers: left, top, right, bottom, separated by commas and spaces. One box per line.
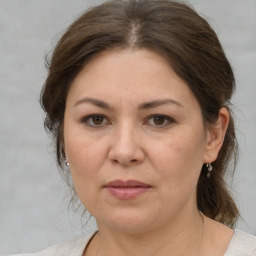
108, 143, 145, 166
112, 158, 138, 166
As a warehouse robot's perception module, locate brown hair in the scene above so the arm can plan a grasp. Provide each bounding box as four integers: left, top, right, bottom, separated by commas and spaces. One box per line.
41, 0, 239, 226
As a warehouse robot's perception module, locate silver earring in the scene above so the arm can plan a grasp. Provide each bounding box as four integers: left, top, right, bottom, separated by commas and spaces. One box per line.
206, 163, 213, 178
64, 158, 70, 167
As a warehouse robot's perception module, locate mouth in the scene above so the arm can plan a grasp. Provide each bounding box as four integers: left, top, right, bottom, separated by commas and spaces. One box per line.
104, 180, 152, 200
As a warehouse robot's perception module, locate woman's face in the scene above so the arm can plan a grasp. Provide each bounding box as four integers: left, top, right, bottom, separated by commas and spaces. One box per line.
64, 49, 212, 232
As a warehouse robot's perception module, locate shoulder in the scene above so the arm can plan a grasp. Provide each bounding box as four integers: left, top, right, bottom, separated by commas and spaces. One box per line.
224, 229, 256, 256
5, 231, 97, 256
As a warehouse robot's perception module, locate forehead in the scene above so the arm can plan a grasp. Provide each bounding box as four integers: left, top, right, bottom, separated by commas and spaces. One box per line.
67, 48, 197, 108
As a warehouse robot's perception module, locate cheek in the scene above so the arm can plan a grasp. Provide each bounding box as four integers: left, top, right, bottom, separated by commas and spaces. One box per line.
147, 132, 206, 216
150, 128, 206, 188
64, 133, 107, 211
63, 121, 109, 196
66, 136, 107, 177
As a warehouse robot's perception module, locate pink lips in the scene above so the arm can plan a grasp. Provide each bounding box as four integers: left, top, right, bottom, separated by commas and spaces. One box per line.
104, 180, 151, 200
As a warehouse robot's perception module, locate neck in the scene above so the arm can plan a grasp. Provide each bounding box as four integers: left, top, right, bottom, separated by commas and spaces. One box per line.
93, 210, 204, 256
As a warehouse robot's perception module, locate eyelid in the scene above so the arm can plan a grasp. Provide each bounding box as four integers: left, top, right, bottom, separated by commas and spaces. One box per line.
145, 114, 175, 127
81, 114, 110, 127
80, 113, 175, 128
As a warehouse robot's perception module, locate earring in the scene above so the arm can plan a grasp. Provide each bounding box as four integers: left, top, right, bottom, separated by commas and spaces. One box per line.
64, 158, 70, 167
206, 163, 213, 178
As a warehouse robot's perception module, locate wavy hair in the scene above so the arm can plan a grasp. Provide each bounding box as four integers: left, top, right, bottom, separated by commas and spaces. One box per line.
41, 0, 239, 226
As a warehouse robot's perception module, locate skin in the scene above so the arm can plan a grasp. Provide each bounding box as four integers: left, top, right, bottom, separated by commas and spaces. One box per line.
64, 49, 233, 256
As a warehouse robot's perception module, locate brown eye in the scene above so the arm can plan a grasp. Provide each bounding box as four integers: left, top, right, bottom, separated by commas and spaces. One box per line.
82, 114, 108, 127
92, 116, 104, 125
146, 114, 174, 127
153, 116, 165, 125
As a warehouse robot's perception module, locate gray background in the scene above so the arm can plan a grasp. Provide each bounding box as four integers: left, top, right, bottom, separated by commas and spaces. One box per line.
0, 0, 255, 254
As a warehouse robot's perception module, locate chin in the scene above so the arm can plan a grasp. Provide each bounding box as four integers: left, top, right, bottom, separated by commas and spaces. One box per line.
96, 208, 159, 234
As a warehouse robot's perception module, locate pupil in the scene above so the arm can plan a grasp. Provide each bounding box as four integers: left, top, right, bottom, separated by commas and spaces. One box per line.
93, 116, 103, 125
154, 116, 164, 125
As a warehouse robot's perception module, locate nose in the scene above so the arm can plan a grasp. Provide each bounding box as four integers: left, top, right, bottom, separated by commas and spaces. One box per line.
108, 123, 145, 166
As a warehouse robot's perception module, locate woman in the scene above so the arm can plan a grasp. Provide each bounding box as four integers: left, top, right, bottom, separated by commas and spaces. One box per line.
10, 0, 256, 255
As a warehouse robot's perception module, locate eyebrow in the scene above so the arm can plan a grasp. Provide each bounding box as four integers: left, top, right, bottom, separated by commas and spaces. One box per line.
74, 97, 112, 109
74, 97, 184, 110
138, 99, 184, 110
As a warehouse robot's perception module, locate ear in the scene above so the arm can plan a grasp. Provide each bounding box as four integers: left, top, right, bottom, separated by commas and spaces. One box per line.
203, 107, 229, 163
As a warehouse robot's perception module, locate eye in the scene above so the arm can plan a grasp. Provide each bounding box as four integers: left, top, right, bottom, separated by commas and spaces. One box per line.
81, 114, 109, 127
146, 115, 174, 127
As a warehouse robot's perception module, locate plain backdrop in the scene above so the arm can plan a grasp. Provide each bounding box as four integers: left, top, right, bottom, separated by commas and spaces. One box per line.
0, 0, 255, 254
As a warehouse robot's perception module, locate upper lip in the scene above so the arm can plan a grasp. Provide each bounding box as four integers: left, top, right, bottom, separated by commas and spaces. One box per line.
104, 180, 151, 188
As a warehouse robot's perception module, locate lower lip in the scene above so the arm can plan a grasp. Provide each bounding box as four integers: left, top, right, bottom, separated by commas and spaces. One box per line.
105, 187, 151, 200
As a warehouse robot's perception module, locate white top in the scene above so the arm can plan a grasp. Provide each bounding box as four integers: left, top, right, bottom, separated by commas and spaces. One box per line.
5, 229, 256, 256
224, 229, 256, 256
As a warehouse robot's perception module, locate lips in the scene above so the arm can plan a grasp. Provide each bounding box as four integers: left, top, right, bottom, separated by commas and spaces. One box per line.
104, 180, 152, 200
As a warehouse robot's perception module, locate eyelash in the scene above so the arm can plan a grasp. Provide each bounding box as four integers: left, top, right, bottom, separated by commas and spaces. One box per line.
81, 114, 110, 127
146, 114, 174, 127
81, 114, 175, 128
